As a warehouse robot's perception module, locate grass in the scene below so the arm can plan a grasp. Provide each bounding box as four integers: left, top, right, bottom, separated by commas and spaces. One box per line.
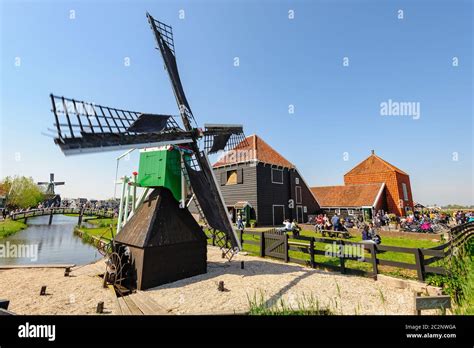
75, 217, 117, 242
85, 219, 448, 281
0, 219, 27, 239
211, 228, 443, 280
248, 292, 332, 315
74, 219, 116, 254
460, 249, 474, 314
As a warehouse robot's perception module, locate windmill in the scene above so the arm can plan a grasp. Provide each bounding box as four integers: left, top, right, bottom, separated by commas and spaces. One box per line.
37, 173, 65, 207
37, 173, 65, 196
47, 12, 247, 290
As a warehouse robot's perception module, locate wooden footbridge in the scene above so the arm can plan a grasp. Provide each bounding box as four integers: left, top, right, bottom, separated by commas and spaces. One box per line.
9, 207, 114, 225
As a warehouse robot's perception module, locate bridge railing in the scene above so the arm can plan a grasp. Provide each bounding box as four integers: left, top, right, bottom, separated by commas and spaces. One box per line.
9, 207, 115, 221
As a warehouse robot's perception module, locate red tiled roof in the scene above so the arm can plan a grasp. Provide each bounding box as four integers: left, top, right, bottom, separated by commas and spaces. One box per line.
213, 134, 295, 168
310, 183, 384, 208
345, 153, 408, 176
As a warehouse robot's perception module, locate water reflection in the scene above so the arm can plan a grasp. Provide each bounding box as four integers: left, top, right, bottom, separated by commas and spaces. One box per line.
0, 215, 102, 265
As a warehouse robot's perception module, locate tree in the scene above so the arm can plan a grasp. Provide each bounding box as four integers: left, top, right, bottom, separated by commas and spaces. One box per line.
1, 176, 45, 209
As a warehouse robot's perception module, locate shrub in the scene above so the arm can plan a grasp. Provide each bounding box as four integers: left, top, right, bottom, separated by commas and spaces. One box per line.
388, 214, 398, 222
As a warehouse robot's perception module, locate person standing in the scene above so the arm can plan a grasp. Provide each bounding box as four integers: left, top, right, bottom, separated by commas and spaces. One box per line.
331, 213, 340, 231
237, 214, 245, 232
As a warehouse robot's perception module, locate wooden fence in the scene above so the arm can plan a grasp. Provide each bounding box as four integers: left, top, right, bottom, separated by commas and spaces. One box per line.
207, 222, 474, 282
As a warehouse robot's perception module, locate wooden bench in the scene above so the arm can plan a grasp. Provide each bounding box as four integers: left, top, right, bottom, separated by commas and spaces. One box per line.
321, 230, 351, 239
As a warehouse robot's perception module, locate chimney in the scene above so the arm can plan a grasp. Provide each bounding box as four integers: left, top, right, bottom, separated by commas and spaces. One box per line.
371, 150, 375, 155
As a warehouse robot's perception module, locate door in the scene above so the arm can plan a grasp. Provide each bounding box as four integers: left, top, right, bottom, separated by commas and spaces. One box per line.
272, 205, 285, 226
296, 206, 304, 223
362, 207, 373, 222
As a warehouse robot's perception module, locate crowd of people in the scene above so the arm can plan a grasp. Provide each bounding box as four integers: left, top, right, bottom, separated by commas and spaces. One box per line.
312, 213, 363, 232
0, 199, 121, 221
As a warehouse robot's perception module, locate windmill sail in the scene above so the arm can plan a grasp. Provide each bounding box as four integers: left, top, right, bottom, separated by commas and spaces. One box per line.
147, 12, 195, 131
203, 124, 248, 154
185, 152, 241, 249
49, 94, 193, 155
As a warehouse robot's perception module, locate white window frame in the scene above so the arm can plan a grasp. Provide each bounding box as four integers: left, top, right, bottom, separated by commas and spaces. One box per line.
295, 177, 300, 185
296, 206, 304, 223
272, 205, 285, 226
295, 186, 302, 204
335, 208, 341, 215
271, 168, 284, 184
402, 183, 409, 201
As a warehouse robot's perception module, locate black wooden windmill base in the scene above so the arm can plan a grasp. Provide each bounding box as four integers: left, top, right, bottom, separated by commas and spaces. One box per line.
113, 188, 207, 290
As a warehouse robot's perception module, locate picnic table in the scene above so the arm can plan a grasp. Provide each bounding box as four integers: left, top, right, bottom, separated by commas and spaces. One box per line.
320, 229, 351, 239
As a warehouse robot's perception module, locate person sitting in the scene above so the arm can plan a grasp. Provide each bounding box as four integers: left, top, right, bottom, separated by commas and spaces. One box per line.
291, 219, 301, 237
368, 223, 381, 244
278, 219, 292, 233
315, 214, 324, 232
361, 225, 372, 242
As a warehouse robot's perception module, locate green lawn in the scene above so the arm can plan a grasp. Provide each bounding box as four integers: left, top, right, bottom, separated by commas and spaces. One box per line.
0, 219, 27, 239
75, 217, 117, 240
83, 219, 443, 280
218, 228, 443, 279
455, 242, 474, 314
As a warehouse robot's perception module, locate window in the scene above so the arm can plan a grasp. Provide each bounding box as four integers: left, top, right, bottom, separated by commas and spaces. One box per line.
295, 186, 302, 204
226, 170, 238, 185
271, 168, 284, 184
222, 169, 243, 186
295, 178, 300, 185
402, 183, 409, 201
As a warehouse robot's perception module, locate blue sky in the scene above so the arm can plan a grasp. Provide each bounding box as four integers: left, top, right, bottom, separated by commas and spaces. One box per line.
0, 0, 472, 205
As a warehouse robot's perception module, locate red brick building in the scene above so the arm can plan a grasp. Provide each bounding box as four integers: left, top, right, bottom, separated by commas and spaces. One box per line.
312, 151, 414, 217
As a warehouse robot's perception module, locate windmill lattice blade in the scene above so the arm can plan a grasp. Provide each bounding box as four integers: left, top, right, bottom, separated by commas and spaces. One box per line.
203, 124, 248, 154
49, 94, 191, 155
147, 12, 195, 131
184, 151, 241, 250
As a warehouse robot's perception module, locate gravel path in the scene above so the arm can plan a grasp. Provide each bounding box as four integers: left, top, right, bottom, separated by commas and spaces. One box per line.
144, 246, 419, 315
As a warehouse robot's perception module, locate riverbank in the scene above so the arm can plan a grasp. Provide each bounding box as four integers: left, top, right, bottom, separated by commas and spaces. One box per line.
0, 219, 27, 239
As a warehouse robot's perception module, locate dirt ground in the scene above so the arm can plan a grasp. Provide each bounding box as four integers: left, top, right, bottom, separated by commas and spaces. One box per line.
0, 246, 430, 315
144, 247, 422, 315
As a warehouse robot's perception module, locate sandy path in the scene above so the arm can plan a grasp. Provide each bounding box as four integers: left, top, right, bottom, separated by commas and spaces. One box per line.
0, 260, 117, 315
144, 247, 420, 315
0, 247, 433, 315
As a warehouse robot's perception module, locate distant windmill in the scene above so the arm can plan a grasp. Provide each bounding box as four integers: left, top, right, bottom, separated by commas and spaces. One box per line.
37, 173, 65, 196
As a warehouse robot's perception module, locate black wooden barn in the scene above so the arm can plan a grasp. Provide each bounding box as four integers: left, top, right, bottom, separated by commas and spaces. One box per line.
211, 135, 320, 226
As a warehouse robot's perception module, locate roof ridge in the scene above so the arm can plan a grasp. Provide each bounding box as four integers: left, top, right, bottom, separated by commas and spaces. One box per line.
311, 182, 383, 189
345, 153, 408, 176
213, 134, 294, 168
253, 135, 295, 168
372, 154, 408, 175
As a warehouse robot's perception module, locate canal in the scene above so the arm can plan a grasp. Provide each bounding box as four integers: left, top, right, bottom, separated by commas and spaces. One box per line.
0, 215, 102, 265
